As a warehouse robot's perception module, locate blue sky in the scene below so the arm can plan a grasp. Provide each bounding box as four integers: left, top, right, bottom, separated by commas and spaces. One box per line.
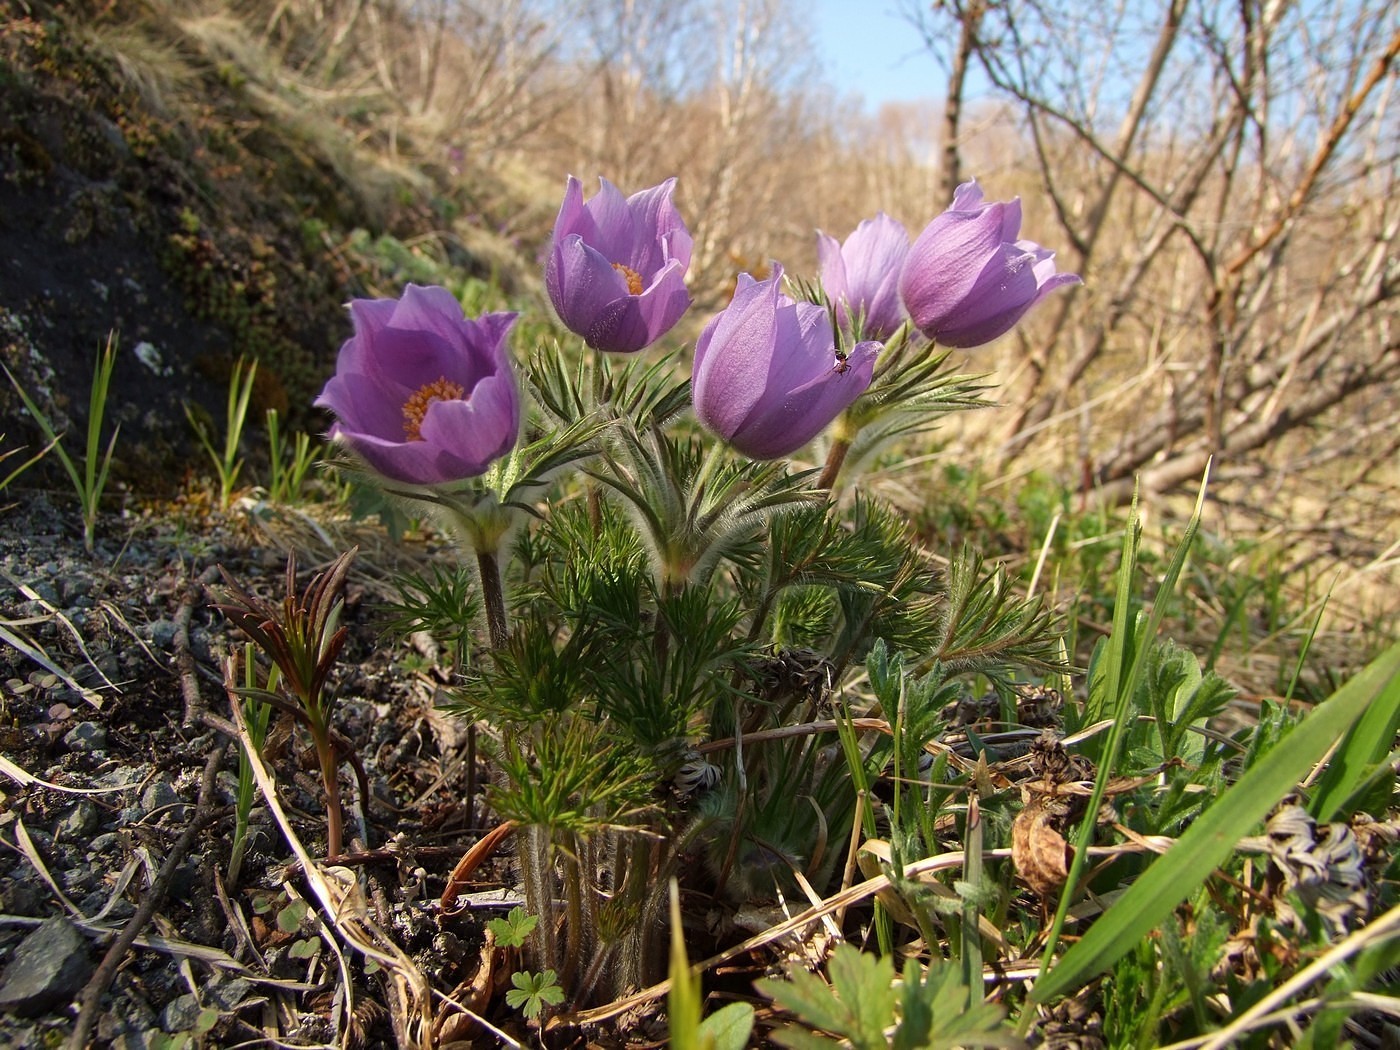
808, 0, 944, 110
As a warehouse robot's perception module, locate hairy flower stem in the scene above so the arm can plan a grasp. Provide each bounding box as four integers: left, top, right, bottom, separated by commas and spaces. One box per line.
653, 581, 678, 667
614, 836, 665, 994
562, 845, 584, 990
475, 548, 509, 651
817, 436, 851, 491
587, 483, 602, 531
467, 544, 512, 833
519, 821, 559, 974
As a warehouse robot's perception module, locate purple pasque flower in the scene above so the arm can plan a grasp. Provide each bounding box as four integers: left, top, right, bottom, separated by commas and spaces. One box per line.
817, 212, 909, 340
692, 265, 879, 460
899, 179, 1080, 348
545, 175, 693, 353
315, 284, 520, 486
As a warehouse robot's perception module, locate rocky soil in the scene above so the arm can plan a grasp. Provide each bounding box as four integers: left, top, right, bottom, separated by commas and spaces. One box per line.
0, 491, 524, 1048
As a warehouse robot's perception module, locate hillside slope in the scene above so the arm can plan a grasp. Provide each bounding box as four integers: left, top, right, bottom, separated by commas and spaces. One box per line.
0, 1, 531, 493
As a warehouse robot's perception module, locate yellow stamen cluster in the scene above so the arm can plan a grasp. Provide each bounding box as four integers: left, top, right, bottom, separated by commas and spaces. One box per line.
402, 377, 465, 441
612, 262, 643, 296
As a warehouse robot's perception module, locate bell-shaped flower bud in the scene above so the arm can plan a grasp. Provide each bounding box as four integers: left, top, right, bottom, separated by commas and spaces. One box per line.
899, 180, 1080, 348
817, 211, 909, 340
692, 265, 878, 460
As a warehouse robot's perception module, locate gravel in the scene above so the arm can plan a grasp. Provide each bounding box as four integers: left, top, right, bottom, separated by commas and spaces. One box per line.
0, 494, 487, 1047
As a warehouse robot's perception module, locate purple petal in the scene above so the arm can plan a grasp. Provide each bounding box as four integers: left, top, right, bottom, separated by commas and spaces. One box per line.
316, 284, 521, 484
893, 180, 1080, 347
692, 272, 782, 439
931, 247, 1043, 348
950, 180, 985, 211
935, 244, 1080, 348
661, 215, 693, 273
900, 204, 1017, 332
336, 286, 500, 397
368, 326, 470, 392
693, 265, 880, 460
584, 261, 691, 352
547, 236, 633, 322
545, 175, 691, 350
1026, 245, 1082, 298
551, 175, 590, 240
624, 177, 688, 275
580, 177, 637, 264
418, 374, 520, 474
315, 371, 408, 443
470, 311, 519, 369
816, 231, 849, 302
839, 213, 908, 336
998, 198, 1023, 242
335, 298, 401, 377
757, 298, 835, 399
727, 339, 878, 460
639, 261, 691, 326
390, 284, 472, 343
334, 429, 468, 486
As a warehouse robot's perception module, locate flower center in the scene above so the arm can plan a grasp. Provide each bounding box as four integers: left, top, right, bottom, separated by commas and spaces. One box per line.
612, 262, 643, 296
402, 376, 465, 441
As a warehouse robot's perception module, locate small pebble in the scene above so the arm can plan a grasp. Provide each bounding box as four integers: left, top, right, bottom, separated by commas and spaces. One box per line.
159, 992, 201, 1033
147, 620, 178, 650
139, 781, 185, 821
0, 916, 94, 1017
57, 800, 98, 839
205, 977, 251, 1011
63, 721, 107, 752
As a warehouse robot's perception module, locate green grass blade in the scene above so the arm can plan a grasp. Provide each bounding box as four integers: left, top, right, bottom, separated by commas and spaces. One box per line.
667, 879, 701, 1050
84, 335, 118, 501
1284, 574, 1334, 702
1030, 637, 1400, 1004
266, 408, 286, 499
90, 425, 121, 517
4, 365, 82, 493
0, 435, 60, 491
226, 358, 258, 465
1131, 467, 1210, 686
1084, 487, 1141, 726
1308, 631, 1400, 821
186, 403, 221, 463
221, 359, 257, 504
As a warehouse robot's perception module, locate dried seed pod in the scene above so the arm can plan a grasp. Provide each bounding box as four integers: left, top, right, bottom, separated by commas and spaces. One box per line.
672, 750, 722, 798
1012, 796, 1074, 899
1028, 729, 1095, 784
1245, 800, 1371, 936
1016, 684, 1064, 728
